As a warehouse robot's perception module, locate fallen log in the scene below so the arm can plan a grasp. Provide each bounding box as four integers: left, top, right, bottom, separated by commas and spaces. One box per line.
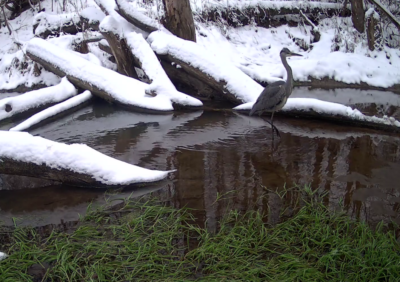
26, 38, 202, 112
10, 91, 93, 132
233, 98, 400, 134
198, 1, 351, 28
0, 77, 77, 123
0, 131, 172, 188
33, 12, 82, 38
148, 31, 263, 104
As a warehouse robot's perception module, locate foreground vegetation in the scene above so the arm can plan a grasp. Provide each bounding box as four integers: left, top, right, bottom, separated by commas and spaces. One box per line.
1, 189, 400, 281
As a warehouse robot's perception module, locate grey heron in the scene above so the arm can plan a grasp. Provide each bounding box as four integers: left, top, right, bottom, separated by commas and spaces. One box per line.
249, 48, 302, 137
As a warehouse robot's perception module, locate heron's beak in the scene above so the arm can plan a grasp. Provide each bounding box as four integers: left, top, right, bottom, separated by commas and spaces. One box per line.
289, 52, 303, 57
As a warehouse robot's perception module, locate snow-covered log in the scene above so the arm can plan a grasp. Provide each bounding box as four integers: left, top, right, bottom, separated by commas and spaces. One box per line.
0, 131, 172, 187
234, 98, 400, 133
125, 31, 201, 107
26, 38, 202, 112
33, 12, 83, 38
114, 0, 159, 33
10, 91, 93, 132
100, 15, 197, 106
198, 1, 351, 28
148, 31, 264, 104
0, 77, 77, 122
80, 6, 106, 31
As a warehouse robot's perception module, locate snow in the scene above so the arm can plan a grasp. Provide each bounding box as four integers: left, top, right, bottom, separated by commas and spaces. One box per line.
10, 91, 93, 132
80, 6, 106, 23
191, 0, 344, 12
26, 38, 201, 111
371, 0, 400, 28
124, 32, 202, 107
365, 8, 380, 20
0, 131, 172, 185
0, 252, 6, 261
195, 23, 400, 89
0, 51, 60, 91
233, 98, 400, 128
0, 77, 77, 121
148, 30, 264, 103
33, 12, 80, 36
115, 0, 160, 31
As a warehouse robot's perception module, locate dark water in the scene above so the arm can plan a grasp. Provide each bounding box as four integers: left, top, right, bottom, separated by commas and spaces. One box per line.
1, 87, 400, 229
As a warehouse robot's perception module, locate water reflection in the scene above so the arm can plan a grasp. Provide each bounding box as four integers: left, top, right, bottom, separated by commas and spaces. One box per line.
0, 88, 400, 230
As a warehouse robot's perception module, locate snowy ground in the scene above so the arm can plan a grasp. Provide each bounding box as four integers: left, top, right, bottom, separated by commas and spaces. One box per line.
1, 0, 400, 92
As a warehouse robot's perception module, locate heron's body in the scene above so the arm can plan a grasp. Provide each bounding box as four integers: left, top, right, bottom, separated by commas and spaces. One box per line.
249, 48, 302, 136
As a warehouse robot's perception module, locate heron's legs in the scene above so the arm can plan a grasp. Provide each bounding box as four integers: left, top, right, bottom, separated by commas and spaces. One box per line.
263, 111, 280, 137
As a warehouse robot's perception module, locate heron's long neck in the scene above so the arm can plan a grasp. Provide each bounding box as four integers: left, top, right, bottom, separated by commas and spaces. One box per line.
281, 55, 293, 93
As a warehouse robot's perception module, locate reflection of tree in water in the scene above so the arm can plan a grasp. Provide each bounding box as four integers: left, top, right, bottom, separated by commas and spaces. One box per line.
153, 127, 400, 230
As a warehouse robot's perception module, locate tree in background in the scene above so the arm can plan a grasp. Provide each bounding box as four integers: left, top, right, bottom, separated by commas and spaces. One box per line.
351, 0, 365, 33
162, 0, 196, 42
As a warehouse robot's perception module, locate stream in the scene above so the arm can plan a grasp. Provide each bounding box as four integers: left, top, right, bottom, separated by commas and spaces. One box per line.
1, 87, 400, 229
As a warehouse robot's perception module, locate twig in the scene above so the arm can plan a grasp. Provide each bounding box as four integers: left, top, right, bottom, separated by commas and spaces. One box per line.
1, 4, 12, 35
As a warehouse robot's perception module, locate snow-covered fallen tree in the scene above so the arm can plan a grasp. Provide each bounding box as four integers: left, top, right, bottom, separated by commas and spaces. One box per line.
195, 0, 351, 28
148, 31, 264, 104
26, 38, 202, 112
10, 91, 93, 132
234, 98, 400, 133
0, 131, 173, 187
0, 77, 77, 122
33, 12, 82, 38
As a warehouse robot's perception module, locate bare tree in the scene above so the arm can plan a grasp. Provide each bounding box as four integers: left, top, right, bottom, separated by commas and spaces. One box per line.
162, 0, 196, 42
351, 0, 365, 33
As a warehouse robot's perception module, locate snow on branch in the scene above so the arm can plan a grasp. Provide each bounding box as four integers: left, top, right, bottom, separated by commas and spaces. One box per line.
234, 98, 400, 133
148, 31, 264, 104
10, 91, 93, 132
115, 0, 159, 33
26, 38, 201, 112
0, 77, 77, 122
0, 131, 172, 187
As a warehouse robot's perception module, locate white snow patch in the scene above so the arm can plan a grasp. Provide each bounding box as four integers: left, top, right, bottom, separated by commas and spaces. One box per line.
234, 98, 400, 128
10, 91, 92, 132
0, 131, 172, 185
80, 6, 106, 23
148, 31, 264, 103
27, 38, 200, 111
195, 24, 400, 89
0, 77, 77, 121
0, 252, 7, 261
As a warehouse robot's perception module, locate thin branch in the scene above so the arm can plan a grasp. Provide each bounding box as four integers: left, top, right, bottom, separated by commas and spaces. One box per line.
1, 4, 12, 35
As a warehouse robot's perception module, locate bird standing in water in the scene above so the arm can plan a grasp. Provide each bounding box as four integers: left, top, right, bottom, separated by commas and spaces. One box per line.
249, 48, 302, 137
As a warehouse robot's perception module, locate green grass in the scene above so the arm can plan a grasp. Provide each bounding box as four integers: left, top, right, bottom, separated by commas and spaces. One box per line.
1, 189, 400, 281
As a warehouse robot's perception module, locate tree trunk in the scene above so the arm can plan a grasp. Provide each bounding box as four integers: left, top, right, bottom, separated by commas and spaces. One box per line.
351, 0, 365, 33
366, 15, 375, 51
162, 0, 196, 42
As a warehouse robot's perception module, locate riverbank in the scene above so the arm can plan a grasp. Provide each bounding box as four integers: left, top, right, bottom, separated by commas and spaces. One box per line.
1, 187, 399, 281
